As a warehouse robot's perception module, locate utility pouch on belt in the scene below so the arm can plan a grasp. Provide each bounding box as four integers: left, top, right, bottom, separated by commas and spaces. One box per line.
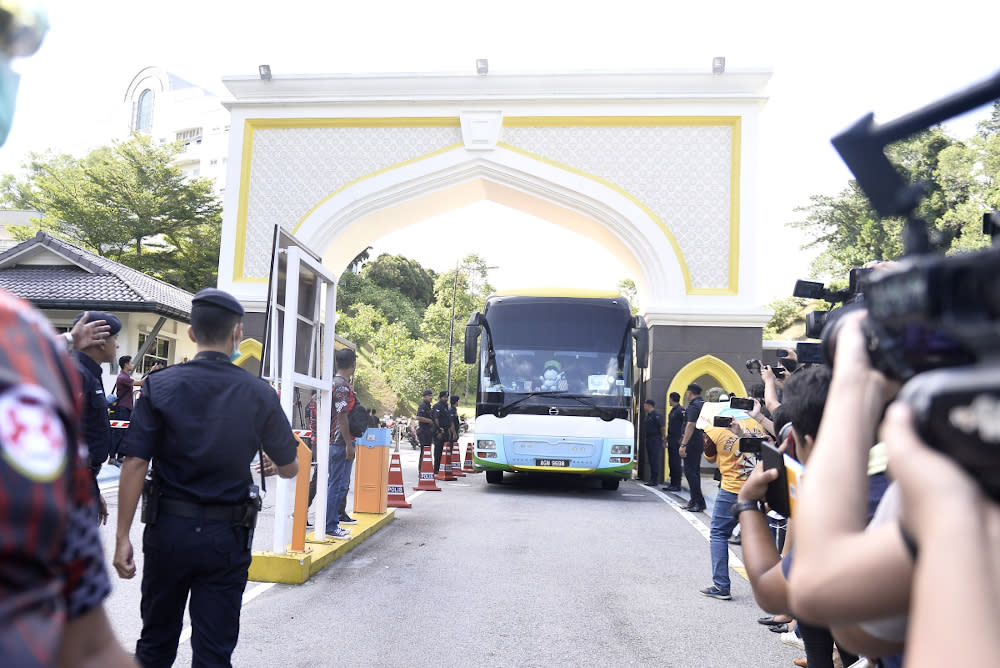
140, 476, 160, 525
243, 484, 262, 550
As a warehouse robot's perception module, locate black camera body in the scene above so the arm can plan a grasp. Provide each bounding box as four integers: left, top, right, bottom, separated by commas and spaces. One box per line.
897, 364, 1000, 503
822, 246, 997, 381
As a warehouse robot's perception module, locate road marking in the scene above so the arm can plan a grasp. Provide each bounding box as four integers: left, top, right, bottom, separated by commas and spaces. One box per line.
646, 485, 748, 581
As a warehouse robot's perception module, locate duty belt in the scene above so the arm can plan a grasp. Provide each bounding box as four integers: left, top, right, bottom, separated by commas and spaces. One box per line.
159, 497, 246, 523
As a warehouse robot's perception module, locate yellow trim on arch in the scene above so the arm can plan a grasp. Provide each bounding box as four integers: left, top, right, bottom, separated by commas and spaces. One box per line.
231, 117, 462, 283
666, 355, 747, 404
502, 115, 741, 295
232, 337, 263, 368
231, 115, 742, 295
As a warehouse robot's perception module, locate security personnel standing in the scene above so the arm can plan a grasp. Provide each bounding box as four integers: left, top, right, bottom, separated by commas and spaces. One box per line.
113, 288, 298, 667
432, 390, 451, 473
72, 309, 122, 524
641, 399, 665, 486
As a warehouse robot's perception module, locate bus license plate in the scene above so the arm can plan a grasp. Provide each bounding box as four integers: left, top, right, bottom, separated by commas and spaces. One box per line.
537, 458, 569, 467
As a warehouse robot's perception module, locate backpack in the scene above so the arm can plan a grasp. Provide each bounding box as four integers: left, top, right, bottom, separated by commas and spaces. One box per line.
347, 389, 369, 438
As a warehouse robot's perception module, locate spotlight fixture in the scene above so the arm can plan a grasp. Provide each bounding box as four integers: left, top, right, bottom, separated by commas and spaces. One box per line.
476, 58, 488, 75
712, 57, 725, 74
259, 64, 272, 81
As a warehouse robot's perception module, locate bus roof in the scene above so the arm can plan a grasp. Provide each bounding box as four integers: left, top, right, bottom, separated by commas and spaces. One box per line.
490, 288, 621, 299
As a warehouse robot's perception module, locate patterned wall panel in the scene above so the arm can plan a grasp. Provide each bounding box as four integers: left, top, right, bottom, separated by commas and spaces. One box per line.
502, 123, 734, 291
242, 125, 462, 278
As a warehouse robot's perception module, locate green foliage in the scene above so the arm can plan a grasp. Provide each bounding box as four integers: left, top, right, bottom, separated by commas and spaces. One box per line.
362, 254, 436, 309
617, 278, 639, 314
762, 297, 808, 338
791, 124, 999, 279
0, 135, 222, 292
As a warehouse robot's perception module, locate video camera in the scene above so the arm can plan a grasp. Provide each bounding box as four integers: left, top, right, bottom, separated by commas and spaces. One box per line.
809, 70, 1000, 501
746, 358, 786, 378
794, 267, 873, 339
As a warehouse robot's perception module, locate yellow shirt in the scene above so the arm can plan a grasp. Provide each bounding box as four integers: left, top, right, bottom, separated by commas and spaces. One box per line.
703, 417, 767, 494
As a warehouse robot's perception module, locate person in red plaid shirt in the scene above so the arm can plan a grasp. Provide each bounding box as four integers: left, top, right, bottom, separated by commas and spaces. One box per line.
0, 291, 132, 666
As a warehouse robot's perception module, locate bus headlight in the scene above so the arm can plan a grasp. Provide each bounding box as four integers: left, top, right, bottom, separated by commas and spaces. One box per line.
477, 439, 496, 450
611, 444, 631, 454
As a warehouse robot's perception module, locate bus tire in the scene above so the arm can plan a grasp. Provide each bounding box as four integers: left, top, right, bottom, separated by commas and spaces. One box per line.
601, 478, 620, 491
485, 470, 503, 484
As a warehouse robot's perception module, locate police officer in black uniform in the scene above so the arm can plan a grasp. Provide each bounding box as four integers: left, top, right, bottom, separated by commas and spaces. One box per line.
72, 310, 122, 524
641, 399, 665, 486
113, 288, 298, 667
415, 389, 434, 460
432, 390, 451, 473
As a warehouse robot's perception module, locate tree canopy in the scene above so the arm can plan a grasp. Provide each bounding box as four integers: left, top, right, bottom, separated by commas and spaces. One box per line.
1, 134, 222, 292
790, 113, 999, 279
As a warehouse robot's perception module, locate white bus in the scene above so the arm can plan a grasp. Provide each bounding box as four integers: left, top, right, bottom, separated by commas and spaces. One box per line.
463, 291, 649, 490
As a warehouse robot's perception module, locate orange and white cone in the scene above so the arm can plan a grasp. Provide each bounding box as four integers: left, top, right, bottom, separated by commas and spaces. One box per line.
435, 443, 458, 481
413, 446, 442, 491
462, 442, 477, 473
387, 452, 412, 508
450, 440, 466, 477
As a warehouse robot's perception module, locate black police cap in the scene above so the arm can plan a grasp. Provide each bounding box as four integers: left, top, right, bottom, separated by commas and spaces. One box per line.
73, 310, 122, 336
192, 288, 244, 316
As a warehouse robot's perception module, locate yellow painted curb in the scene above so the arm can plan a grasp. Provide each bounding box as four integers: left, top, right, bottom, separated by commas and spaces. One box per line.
249, 509, 395, 584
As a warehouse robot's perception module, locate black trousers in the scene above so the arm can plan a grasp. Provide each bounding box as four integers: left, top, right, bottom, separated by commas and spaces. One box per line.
136, 513, 251, 668
109, 405, 131, 458
433, 437, 447, 473
666, 438, 683, 487
683, 437, 706, 507
643, 436, 664, 483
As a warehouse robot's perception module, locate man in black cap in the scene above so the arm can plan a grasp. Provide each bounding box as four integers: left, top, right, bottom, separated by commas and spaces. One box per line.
113, 287, 299, 667
72, 310, 122, 525
432, 390, 451, 473
415, 389, 435, 463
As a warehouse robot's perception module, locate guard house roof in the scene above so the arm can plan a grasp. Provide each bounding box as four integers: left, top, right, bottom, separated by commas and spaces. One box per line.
0, 231, 194, 322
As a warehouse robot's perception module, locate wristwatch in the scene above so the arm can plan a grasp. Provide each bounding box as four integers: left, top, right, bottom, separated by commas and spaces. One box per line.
731, 500, 763, 519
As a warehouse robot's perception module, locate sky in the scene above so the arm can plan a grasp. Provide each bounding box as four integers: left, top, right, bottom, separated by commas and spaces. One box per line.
1, 0, 998, 307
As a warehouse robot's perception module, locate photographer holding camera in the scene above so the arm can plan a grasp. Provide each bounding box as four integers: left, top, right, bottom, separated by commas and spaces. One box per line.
736, 366, 871, 668
788, 312, 908, 665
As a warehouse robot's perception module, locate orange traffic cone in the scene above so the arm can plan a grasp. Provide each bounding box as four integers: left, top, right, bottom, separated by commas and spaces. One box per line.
435, 443, 458, 481
387, 452, 412, 508
462, 442, 476, 473
413, 446, 441, 491
450, 441, 466, 477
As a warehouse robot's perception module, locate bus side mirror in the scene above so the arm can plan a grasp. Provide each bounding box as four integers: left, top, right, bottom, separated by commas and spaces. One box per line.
632, 315, 649, 369
464, 312, 482, 364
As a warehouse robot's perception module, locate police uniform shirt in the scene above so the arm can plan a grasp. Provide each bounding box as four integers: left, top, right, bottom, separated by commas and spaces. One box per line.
416, 400, 434, 442
119, 352, 297, 505
685, 396, 706, 446
72, 351, 112, 470
644, 409, 664, 442
432, 399, 450, 437
667, 404, 686, 443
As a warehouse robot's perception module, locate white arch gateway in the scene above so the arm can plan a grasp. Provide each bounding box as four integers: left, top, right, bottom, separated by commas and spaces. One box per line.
217, 69, 773, 406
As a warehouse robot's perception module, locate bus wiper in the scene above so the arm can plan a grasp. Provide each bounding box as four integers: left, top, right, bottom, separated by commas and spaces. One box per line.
496, 392, 615, 421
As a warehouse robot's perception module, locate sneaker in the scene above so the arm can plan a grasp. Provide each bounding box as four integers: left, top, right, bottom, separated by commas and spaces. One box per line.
780, 631, 805, 650
339, 513, 358, 524
328, 526, 352, 540
698, 585, 732, 600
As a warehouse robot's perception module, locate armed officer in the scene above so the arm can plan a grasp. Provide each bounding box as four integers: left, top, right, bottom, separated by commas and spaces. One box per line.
113, 288, 298, 667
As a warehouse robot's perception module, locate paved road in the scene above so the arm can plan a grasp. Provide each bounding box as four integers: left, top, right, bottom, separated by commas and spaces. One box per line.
98, 439, 803, 667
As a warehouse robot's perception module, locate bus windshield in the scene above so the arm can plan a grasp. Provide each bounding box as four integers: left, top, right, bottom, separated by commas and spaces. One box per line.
476, 297, 634, 408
